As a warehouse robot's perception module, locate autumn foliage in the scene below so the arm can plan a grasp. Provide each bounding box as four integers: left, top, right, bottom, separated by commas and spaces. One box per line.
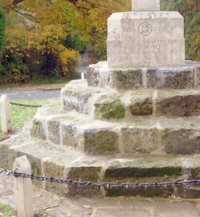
0, 0, 130, 84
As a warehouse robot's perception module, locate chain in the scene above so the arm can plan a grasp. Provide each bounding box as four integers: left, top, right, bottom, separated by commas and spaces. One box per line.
1, 167, 200, 189
10, 102, 42, 108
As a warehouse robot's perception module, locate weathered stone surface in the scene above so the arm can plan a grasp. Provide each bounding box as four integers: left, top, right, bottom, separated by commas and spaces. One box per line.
31, 119, 46, 140
87, 63, 143, 89
83, 130, 119, 155
87, 65, 100, 87
107, 12, 185, 68
0, 143, 18, 169
94, 94, 125, 120
132, 0, 160, 11
65, 164, 102, 196
106, 186, 174, 198
47, 120, 60, 144
129, 96, 153, 116
61, 124, 76, 147
155, 91, 200, 117
104, 157, 182, 197
121, 128, 162, 153
163, 129, 200, 154
111, 69, 143, 89
61, 80, 101, 113
147, 68, 195, 89
87, 61, 200, 90
42, 159, 65, 196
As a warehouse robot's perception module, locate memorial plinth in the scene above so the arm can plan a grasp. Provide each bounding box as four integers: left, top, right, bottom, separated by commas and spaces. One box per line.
107, 12, 185, 68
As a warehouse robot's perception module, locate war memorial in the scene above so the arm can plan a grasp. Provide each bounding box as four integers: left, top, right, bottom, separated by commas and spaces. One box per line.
1, 0, 200, 198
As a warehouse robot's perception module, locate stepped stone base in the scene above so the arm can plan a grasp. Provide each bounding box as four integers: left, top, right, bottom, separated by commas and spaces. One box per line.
2, 64, 200, 198
30, 100, 200, 155
87, 61, 200, 90
61, 80, 200, 119
2, 132, 200, 198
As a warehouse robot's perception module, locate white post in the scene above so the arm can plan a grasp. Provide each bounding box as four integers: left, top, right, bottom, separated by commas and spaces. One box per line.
81, 72, 85, 80
0, 95, 12, 133
13, 156, 34, 217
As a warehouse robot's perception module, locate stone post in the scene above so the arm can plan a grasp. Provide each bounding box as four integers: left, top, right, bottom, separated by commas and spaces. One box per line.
0, 95, 11, 133
81, 72, 85, 80
13, 155, 34, 217
132, 0, 160, 11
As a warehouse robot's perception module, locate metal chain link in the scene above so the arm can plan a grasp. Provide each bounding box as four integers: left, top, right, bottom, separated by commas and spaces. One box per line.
1, 167, 200, 189
10, 102, 42, 108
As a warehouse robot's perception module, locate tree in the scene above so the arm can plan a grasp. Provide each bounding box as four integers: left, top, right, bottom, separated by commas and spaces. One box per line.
0, 0, 130, 83
0, 8, 6, 57
162, 0, 200, 60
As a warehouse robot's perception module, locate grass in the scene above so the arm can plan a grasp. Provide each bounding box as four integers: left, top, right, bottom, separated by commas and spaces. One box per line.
0, 99, 48, 140
0, 203, 15, 217
0, 203, 49, 217
11, 99, 48, 130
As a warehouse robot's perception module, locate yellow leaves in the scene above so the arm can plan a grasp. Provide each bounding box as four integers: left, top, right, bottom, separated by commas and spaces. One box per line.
195, 36, 200, 45
59, 49, 79, 75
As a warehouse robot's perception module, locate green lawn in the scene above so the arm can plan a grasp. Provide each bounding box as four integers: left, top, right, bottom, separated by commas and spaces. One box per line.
0, 203, 48, 217
0, 99, 48, 140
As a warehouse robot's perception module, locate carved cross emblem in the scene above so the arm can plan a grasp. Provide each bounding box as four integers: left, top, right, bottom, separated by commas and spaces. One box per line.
138, 22, 152, 36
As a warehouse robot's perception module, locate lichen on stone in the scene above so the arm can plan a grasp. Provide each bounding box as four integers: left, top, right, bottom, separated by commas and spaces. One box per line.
129, 96, 153, 116
94, 94, 125, 120
84, 130, 119, 155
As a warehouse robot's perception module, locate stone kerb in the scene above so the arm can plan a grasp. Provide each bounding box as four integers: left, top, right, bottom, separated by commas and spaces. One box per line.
107, 12, 185, 68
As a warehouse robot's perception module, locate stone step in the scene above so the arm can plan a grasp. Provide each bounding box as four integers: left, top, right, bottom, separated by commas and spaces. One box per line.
30, 103, 200, 155
1, 134, 200, 198
61, 80, 200, 119
87, 61, 200, 90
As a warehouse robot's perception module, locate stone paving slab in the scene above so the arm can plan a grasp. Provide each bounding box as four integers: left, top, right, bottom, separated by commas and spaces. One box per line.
1, 175, 200, 217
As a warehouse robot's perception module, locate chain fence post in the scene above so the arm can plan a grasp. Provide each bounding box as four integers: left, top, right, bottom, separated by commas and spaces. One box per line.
13, 155, 34, 217
81, 72, 85, 80
0, 95, 12, 133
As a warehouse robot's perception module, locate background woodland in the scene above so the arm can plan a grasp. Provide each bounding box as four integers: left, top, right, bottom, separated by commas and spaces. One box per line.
0, 0, 199, 84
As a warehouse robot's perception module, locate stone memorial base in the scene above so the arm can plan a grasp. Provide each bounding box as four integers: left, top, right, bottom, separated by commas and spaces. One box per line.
87, 61, 200, 89
1, 67, 200, 198
1, 0, 200, 199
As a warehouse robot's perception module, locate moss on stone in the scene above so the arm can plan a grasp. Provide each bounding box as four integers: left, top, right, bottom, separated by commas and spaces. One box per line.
95, 100, 125, 120
42, 160, 65, 196
66, 166, 102, 197
105, 167, 182, 178
112, 69, 143, 89
68, 167, 101, 181
84, 130, 119, 155
106, 186, 174, 197
32, 166, 42, 176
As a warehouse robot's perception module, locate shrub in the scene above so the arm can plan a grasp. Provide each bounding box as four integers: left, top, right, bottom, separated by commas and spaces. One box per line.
0, 25, 79, 84
0, 8, 6, 57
